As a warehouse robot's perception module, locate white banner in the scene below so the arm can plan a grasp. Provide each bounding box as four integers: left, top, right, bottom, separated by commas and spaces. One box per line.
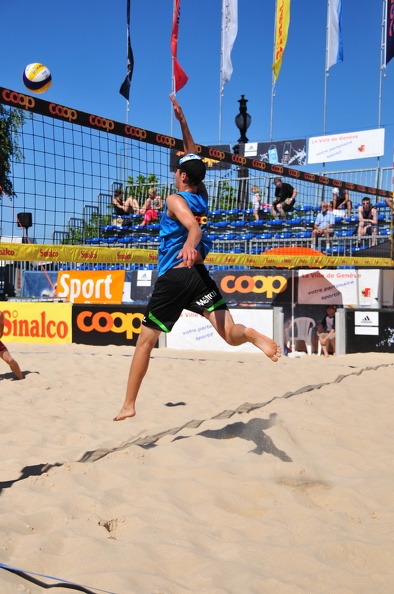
308, 128, 385, 164
298, 269, 381, 308
166, 308, 273, 352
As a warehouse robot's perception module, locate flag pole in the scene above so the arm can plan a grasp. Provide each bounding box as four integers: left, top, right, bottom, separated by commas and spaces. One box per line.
322, 0, 330, 174
377, 0, 387, 182
219, 0, 225, 144
125, 0, 131, 185
269, 0, 277, 141
170, 0, 176, 136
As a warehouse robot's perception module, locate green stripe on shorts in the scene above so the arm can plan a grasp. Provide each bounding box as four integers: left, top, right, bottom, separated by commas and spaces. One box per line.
148, 311, 171, 333
205, 297, 226, 312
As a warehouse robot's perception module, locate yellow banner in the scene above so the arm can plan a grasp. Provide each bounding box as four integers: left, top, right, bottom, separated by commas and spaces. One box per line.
1, 302, 72, 344
0, 242, 392, 269
56, 270, 125, 304
272, 0, 291, 83
0, 243, 155, 265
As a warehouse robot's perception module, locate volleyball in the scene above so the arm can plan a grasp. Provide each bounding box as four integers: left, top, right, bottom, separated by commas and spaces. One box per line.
22, 63, 52, 93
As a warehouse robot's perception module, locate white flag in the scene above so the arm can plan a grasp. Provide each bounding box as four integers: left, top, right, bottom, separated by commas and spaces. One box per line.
327, 0, 343, 70
221, 0, 238, 87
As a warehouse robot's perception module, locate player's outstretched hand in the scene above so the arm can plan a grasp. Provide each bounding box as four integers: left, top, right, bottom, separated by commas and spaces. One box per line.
170, 94, 185, 123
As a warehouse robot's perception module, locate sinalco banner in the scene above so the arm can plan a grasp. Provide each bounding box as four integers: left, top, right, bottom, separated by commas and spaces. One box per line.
1, 302, 72, 344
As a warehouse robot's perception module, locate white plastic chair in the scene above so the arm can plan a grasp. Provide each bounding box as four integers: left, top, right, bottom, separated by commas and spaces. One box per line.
287, 317, 316, 355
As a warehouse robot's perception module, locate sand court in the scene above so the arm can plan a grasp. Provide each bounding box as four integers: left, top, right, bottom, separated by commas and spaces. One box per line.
1, 343, 394, 593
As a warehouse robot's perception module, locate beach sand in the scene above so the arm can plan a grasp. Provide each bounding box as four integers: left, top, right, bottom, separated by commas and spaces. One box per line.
1, 342, 393, 593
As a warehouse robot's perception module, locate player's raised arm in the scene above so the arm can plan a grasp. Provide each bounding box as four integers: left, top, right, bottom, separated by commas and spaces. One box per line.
170, 94, 198, 154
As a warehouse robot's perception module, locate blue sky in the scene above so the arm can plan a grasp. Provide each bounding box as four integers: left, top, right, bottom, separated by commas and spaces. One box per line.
2, 0, 394, 174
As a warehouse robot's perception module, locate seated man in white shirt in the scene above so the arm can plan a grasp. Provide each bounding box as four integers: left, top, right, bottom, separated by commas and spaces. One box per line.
312, 202, 335, 250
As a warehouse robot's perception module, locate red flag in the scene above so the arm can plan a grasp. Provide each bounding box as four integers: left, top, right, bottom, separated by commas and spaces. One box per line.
171, 0, 188, 92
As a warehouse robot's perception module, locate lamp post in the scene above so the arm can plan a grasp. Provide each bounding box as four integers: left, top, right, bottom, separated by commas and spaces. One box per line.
234, 95, 251, 209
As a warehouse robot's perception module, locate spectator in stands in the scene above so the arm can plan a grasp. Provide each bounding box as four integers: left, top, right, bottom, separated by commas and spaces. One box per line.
270, 177, 297, 219
357, 197, 378, 247
311, 201, 335, 249
332, 186, 352, 216
251, 185, 261, 220
0, 311, 24, 379
113, 94, 281, 421
140, 187, 163, 227
317, 305, 336, 358
112, 188, 140, 223
251, 185, 270, 221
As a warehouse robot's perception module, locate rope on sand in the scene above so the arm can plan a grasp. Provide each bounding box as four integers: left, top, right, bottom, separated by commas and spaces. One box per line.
0, 561, 118, 594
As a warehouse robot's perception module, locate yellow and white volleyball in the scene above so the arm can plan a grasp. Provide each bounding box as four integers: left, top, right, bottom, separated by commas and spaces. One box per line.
22, 63, 52, 94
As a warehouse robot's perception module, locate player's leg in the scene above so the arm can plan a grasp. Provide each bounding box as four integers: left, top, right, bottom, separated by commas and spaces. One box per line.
113, 325, 160, 421
0, 349, 24, 379
204, 308, 281, 362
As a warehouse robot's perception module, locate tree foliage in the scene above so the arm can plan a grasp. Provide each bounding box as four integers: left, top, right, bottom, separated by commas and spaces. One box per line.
126, 173, 159, 203
0, 106, 26, 198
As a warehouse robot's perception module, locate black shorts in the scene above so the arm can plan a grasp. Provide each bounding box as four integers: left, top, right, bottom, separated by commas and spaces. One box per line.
143, 264, 228, 333
365, 224, 378, 236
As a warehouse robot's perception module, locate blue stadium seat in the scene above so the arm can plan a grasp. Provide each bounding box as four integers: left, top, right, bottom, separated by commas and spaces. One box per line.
295, 231, 312, 239
239, 233, 255, 240
326, 245, 345, 255
275, 232, 293, 239
295, 205, 313, 213
118, 236, 132, 245
336, 229, 355, 237
255, 232, 273, 240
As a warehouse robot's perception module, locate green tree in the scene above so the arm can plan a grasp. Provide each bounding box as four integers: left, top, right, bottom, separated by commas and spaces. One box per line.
217, 180, 237, 211
0, 106, 26, 198
126, 173, 159, 203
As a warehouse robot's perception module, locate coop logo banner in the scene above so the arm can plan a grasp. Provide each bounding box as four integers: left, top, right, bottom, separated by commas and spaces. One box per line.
56, 270, 125, 304
170, 146, 231, 172
213, 270, 290, 303
72, 305, 146, 346
1, 302, 72, 344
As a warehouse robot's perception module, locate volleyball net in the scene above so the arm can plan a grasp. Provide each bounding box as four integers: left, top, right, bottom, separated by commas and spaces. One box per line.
0, 85, 393, 271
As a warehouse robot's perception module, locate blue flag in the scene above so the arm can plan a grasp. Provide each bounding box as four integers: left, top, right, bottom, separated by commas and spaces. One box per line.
119, 0, 134, 100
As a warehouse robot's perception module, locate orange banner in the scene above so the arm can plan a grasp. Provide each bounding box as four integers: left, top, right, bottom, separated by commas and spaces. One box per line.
56, 270, 125, 304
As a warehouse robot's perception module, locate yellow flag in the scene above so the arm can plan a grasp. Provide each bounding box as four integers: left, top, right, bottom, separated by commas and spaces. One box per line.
272, 0, 291, 83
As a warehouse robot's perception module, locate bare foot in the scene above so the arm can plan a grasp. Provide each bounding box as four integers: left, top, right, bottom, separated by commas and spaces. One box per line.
113, 406, 136, 421
244, 328, 281, 362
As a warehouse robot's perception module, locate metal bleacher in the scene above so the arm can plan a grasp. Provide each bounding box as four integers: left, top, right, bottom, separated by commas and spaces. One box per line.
84, 199, 393, 266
